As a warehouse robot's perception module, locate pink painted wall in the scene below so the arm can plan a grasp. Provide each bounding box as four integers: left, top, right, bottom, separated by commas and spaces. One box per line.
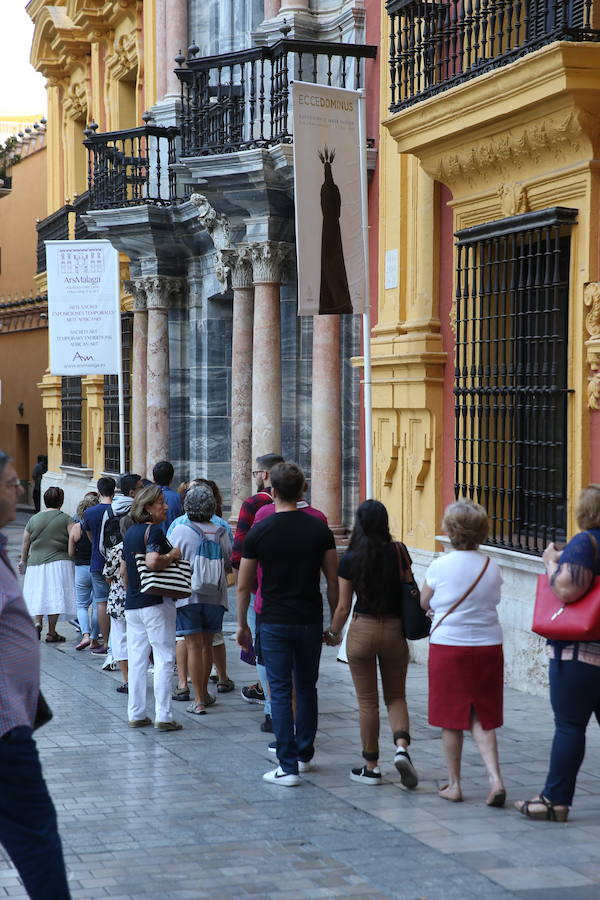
438, 183, 456, 512
591, 411, 600, 483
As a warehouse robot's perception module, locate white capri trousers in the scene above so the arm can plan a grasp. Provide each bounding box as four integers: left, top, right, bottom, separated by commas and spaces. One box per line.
110, 615, 127, 662
125, 601, 176, 724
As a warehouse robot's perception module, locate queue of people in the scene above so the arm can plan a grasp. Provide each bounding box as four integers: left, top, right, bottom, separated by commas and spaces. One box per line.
10, 447, 600, 827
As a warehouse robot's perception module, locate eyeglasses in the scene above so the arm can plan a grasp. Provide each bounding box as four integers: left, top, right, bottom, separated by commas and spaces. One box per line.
0, 478, 21, 489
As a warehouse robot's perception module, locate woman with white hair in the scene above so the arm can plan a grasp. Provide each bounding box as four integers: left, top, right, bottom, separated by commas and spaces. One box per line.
169, 485, 232, 715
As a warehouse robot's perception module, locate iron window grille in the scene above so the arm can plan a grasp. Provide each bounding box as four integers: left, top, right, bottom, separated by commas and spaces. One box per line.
104, 316, 133, 474
454, 207, 577, 555
61, 377, 83, 467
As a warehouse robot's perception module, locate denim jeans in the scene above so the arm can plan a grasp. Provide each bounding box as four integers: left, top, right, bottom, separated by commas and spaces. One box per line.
543, 657, 600, 806
260, 622, 323, 774
0, 727, 70, 899
248, 599, 271, 717
74, 565, 98, 639
90, 570, 109, 604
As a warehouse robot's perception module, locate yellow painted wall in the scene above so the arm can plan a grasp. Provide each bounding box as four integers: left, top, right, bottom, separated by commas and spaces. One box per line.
0, 145, 46, 298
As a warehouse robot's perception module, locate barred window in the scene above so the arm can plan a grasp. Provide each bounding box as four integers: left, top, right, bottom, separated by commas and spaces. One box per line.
104, 316, 133, 474
454, 207, 577, 555
61, 377, 83, 466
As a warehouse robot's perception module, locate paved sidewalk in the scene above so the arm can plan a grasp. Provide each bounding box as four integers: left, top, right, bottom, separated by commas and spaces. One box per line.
2, 512, 600, 899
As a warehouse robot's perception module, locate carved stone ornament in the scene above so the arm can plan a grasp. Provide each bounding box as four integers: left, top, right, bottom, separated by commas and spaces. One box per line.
64, 81, 88, 121
249, 242, 292, 284
497, 183, 529, 217
584, 282, 600, 409
217, 247, 253, 289
190, 193, 231, 251
427, 111, 591, 190
127, 275, 184, 310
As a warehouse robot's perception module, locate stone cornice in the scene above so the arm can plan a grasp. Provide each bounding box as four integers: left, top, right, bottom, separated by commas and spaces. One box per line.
383, 42, 600, 197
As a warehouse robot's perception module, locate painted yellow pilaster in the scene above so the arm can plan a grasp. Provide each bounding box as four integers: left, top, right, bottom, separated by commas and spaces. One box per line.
38, 374, 63, 472
143, 0, 157, 109
46, 82, 64, 214
82, 376, 105, 478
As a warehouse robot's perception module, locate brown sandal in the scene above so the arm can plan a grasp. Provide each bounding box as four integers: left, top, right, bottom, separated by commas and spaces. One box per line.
45, 632, 65, 643
514, 795, 568, 822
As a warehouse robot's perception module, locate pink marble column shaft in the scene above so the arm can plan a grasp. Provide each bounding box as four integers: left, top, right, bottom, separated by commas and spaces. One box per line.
230, 284, 254, 518
280, 0, 310, 10
311, 315, 343, 529
252, 282, 281, 460
166, 0, 188, 95
155, 0, 167, 101
131, 308, 148, 477
264, 0, 282, 19
146, 306, 170, 471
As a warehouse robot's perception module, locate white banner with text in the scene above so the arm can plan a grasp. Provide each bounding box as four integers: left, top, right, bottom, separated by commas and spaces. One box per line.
292, 82, 366, 316
46, 240, 121, 375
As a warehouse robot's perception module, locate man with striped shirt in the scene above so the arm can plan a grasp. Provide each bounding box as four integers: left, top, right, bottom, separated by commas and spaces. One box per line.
0, 450, 70, 899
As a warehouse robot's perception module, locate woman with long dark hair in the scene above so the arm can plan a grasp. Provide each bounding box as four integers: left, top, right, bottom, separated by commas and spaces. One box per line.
327, 500, 418, 786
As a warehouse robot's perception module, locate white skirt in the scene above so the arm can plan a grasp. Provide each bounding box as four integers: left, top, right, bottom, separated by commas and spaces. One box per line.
23, 559, 76, 617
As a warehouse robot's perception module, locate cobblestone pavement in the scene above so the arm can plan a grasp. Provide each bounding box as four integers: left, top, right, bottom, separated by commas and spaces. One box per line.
3, 511, 600, 899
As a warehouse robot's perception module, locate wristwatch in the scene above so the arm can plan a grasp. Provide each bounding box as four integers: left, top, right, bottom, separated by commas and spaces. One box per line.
327, 630, 340, 640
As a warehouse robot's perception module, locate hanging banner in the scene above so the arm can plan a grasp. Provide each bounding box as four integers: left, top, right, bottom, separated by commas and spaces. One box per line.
292, 82, 366, 316
46, 240, 121, 375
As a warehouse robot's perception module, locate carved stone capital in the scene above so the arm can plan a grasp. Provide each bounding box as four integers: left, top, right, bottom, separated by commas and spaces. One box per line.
249, 241, 292, 284
585, 282, 600, 410
217, 246, 253, 289
127, 275, 184, 310
190, 193, 231, 251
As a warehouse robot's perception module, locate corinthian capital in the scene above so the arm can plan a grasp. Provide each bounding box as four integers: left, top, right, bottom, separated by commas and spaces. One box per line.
127, 275, 185, 310
217, 246, 253, 289
190, 193, 231, 251
249, 242, 292, 284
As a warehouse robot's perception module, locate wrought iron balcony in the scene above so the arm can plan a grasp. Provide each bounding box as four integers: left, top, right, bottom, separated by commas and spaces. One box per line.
36, 203, 71, 273
83, 123, 179, 210
176, 38, 377, 156
387, 0, 600, 112
73, 191, 90, 239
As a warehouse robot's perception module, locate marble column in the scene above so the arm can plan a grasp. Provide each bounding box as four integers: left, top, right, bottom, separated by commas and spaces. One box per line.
221, 248, 254, 520
128, 283, 148, 477
141, 276, 183, 473
311, 315, 344, 530
155, 0, 167, 101
280, 0, 310, 10
166, 0, 188, 96
264, 0, 281, 19
250, 242, 290, 461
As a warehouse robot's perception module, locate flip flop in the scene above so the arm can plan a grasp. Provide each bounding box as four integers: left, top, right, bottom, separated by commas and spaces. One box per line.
45, 632, 65, 643
75, 637, 91, 651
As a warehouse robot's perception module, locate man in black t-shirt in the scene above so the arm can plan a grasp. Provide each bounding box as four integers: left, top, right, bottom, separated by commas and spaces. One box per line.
237, 462, 338, 786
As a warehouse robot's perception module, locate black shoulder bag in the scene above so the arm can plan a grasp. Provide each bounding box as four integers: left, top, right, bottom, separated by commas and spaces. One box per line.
394, 542, 431, 640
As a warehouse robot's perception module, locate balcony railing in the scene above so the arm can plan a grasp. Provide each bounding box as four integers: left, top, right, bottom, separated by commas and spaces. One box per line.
73, 191, 90, 239
176, 38, 377, 156
84, 123, 179, 209
387, 0, 600, 112
36, 203, 71, 273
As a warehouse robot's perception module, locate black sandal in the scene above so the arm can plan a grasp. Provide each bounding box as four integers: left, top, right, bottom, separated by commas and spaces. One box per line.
514, 795, 568, 822
45, 632, 65, 643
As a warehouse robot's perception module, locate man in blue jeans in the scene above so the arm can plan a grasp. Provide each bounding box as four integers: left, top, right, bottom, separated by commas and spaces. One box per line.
237, 461, 338, 786
83, 476, 116, 655
0, 450, 70, 898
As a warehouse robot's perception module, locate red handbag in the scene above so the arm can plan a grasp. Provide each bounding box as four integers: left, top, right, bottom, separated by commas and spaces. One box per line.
532, 534, 600, 641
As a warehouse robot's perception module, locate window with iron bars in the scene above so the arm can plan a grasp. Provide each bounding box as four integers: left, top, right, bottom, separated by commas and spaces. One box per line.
454, 207, 577, 555
61, 377, 83, 466
103, 315, 133, 474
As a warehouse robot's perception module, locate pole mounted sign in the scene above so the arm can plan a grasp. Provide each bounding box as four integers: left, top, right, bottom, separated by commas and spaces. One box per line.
45, 239, 125, 472
46, 240, 121, 376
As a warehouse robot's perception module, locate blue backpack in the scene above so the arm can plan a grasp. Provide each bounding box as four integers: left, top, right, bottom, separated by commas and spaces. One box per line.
183, 522, 225, 596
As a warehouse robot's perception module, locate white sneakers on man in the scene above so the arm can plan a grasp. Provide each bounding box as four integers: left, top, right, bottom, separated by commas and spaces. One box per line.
262, 766, 301, 786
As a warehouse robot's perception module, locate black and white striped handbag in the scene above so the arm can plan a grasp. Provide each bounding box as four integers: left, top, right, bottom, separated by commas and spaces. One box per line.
134, 526, 192, 599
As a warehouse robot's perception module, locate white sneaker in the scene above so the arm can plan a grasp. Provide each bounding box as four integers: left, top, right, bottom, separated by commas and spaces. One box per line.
298, 759, 316, 773
262, 766, 301, 786
350, 765, 382, 785
267, 741, 277, 754
101, 654, 115, 671
394, 748, 419, 788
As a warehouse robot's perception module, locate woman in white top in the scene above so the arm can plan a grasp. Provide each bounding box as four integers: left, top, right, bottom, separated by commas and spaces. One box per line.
421, 499, 505, 806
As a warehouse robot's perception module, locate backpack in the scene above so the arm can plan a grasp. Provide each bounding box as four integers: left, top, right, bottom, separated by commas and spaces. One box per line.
184, 522, 226, 596
102, 507, 128, 555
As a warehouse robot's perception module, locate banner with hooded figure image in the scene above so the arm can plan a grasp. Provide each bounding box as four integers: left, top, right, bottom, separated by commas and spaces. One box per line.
292, 82, 366, 316
46, 240, 121, 375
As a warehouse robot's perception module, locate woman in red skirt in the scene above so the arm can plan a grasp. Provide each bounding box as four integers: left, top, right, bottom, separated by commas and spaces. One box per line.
420, 499, 505, 806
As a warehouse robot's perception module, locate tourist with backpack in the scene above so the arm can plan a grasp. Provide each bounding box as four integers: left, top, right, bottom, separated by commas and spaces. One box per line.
169, 485, 233, 716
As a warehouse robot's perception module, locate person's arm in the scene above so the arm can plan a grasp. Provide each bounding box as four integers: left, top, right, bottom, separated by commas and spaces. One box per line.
230, 500, 255, 570
236, 556, 257, 648
18, 530, 32, 574
119, 558, 128, 590
144, 526, 182, 572
321, 547, 339, 621
327, 575, 352, 643
68, 522, 82, 558
543, 541, 594, 604
420, 583, 434, 611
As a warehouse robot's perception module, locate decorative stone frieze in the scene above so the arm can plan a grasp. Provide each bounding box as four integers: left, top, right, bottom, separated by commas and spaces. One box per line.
585, 283, 600, 410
